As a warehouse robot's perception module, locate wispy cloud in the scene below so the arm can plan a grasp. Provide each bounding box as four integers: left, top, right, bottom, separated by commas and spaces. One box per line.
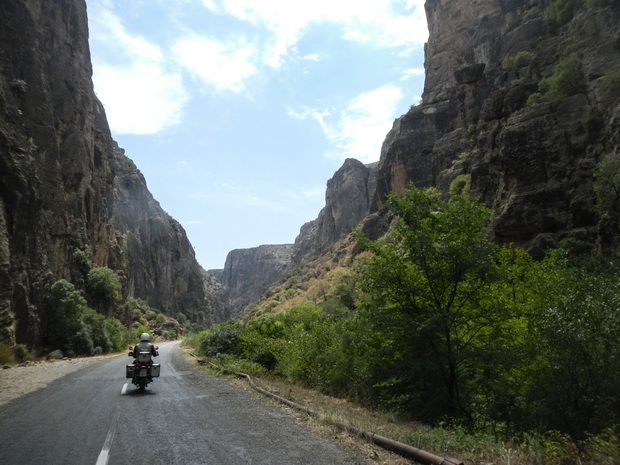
328, 85, 403, 163
291, 85, 403, 163
88, 0, 427, 136
200, 0, 428, 67
88, 2, 188, 135
401, 67, 425, 80
302, 53, 321, 62
173, 35, 258, 94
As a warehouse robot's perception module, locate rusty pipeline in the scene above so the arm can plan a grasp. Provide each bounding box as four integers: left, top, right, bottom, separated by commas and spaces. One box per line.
235, 371, 464, 465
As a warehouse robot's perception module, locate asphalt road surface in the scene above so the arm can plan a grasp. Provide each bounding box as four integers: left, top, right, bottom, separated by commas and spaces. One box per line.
0, 341, 368, 465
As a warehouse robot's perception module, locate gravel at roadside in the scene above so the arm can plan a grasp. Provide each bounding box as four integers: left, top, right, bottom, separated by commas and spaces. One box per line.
0, 355, 116, 407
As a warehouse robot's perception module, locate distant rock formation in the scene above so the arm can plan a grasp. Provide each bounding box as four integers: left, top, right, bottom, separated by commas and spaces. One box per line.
294, 158, 378, 263
218, 245, 294, 319
217, 0, 620, 319
217, 158, 381, 320
0, 0, 210, 347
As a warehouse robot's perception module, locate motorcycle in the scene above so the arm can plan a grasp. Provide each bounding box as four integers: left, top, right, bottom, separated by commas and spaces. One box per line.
126, 345, 160, 392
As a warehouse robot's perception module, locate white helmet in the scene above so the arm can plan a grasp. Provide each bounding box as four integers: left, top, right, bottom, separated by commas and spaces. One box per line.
140, 332, 150, 342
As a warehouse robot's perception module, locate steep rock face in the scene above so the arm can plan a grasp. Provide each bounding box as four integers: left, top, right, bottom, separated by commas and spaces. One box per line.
294, 158, 378, 262
369, 0, 620, 255
220, 245, 294, 319
202, 270, 229, 325
190, 1, 620, 321
0, 0, 209, 346
219, 158, 378, 319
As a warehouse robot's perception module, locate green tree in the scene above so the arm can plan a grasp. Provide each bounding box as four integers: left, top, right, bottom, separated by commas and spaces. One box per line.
44, 279, 130, 355
275, 304, 360, 394
86, 267, 122, 314
199, 320, 244, 357
44, 280, 90, 353
354, 186, 510, 422
523, 252, 620, 438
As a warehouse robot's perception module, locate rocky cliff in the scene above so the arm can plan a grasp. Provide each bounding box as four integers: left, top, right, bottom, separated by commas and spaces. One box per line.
219, 0, 620, 319
0, 0, 210, 347
219, 245, 294, 319
368, 0, 620, 256
294, 158, 378, 263
217, 159, 379, 320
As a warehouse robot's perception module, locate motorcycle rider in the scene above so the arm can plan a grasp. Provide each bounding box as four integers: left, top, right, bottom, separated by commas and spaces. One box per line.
133, 333, 158, 381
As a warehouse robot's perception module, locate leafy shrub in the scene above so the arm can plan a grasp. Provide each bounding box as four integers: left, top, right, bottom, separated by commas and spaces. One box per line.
240, 329, 280, 370
104, 318, 130, 352
44, 280, 90, 352
528, 57, 585, 105
71, 324, 95, 356
240, 315, 286, 369
602, 64, 620, 96
162, 330, 177, 340
580, 428, 620, 465
550, 0, 580, 25
0, 343, 13, 364
86, 267, 122, 313
502, 51, 533, 70
199, 321, 244, 356
71, 247, 92, 285
212, 353, 267, 376
44, 279, 130, 355
133, 324, 151, 340
10, 79, 27, 93
449, 174, 471, 196
14, 344, 31, 363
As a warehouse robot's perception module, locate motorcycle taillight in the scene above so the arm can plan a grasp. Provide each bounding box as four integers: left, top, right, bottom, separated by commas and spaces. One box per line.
140, 364, 147, 369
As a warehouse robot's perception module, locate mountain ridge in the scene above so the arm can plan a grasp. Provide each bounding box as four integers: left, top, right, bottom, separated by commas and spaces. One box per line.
217, 0, 620, 319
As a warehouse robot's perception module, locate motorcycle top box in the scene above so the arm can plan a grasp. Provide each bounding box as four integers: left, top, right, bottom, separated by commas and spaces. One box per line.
136, 352, 151, 362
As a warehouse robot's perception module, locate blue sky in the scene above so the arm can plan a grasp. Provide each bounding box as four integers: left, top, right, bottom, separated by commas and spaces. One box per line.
85, 0, 428, 270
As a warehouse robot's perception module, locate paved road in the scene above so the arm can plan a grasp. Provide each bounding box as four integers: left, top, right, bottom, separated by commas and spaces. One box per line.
0, 342, 367, 464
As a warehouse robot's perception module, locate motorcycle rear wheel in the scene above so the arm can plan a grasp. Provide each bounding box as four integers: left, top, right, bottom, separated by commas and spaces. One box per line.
138, 378, 146, 393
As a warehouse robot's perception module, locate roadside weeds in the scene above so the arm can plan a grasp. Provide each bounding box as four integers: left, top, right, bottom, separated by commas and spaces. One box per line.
183, 349, 466, 465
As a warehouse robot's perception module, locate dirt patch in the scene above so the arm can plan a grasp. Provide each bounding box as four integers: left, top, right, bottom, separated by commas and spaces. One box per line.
0, 355, 116, 407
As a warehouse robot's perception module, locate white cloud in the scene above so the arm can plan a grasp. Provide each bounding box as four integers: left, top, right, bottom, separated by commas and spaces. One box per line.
294, 85, 403, 163
95, 63, 187, 134
89, 2, 188, 135
221, 183, 245, 191
87, 0, 427, 135
303, 53, 321, 62
172, 35, 258, 94
401, 67, 425, 80
300, 187, 326, 199
342, 29, 372, 43
200, 0, 428, 66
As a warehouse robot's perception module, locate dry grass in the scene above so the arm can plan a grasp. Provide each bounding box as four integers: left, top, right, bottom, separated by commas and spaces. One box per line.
235, 375, 547, 465
185, 349, 620, 465
182, 349, 538, 465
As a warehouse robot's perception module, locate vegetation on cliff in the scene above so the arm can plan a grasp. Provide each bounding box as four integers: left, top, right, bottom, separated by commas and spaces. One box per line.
0, 246, 189, 363
187, 185, 620, 463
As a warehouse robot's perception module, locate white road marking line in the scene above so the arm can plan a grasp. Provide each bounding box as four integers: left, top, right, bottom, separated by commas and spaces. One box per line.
95, 425, 115, 465
121, 382, 128, 395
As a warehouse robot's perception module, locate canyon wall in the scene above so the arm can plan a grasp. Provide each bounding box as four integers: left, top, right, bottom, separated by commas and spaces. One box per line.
0, 0, 210, 347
